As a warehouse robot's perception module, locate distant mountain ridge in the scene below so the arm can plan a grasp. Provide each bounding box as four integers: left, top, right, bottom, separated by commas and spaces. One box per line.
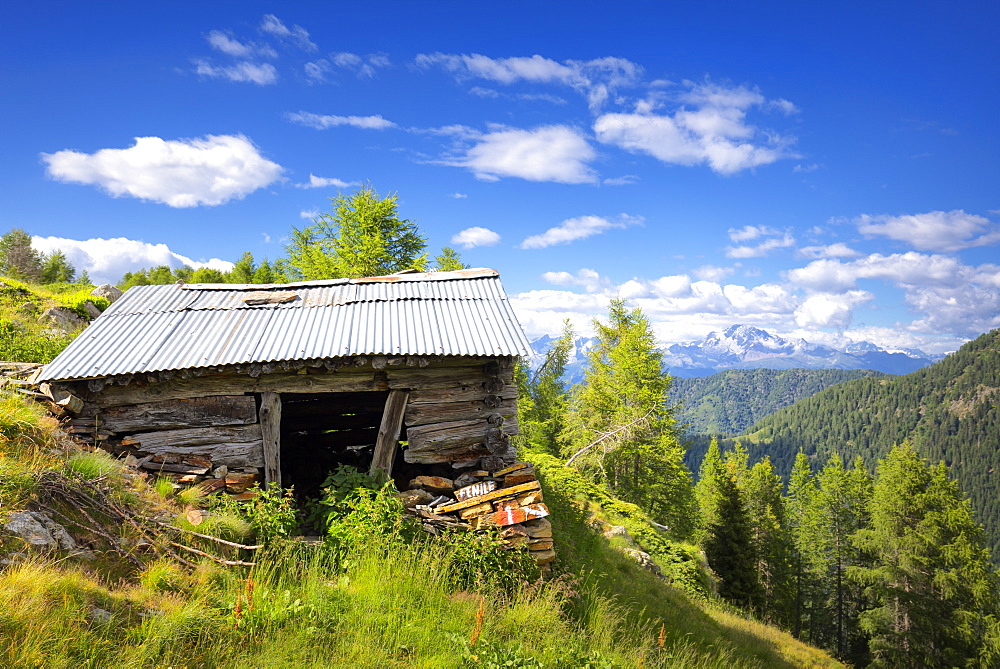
529, 323, 942, 378
670, 367, 887, 435
717, 328, 1000, 559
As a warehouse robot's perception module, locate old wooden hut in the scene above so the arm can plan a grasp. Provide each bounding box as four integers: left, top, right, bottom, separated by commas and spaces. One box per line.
34, 269, 532, 496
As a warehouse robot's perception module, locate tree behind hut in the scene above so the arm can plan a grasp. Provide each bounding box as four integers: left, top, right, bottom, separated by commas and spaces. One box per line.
286, 185, 429, 280
0, 228, 43, 281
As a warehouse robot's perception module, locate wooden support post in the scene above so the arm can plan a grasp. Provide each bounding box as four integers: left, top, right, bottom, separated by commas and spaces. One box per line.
259, 392, 282, 490
371, 389, 408, 479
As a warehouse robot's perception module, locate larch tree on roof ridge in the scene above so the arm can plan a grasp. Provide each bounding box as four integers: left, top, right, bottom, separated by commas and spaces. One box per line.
286, 185, 431, 280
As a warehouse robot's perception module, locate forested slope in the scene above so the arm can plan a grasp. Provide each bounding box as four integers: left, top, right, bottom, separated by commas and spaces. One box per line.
671, 368, 885, 435
738, 329, 1000, 556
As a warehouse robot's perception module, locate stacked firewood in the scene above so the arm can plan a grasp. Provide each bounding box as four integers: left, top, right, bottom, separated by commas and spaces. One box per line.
399, 459, 555, 565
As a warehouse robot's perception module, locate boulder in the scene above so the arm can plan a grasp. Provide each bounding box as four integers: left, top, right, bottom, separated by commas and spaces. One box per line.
603, 525, 635, 544
91, 284, 123, 303
82, 301, 102, 319
39, 307, 86, 331
20, 302, 38, 314
4, 511, 76, 551
622, 548, 664, 579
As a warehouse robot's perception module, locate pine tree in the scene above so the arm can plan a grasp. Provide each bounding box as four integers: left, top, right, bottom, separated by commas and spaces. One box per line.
852, 444, 996, 667
813, 453, 872, 661
703, 459, 762, 610
567, 298, 697, 539
744, 457, 794, 626
39, 250, 76, 283
785, 451, 821, 641
286, 185, 428, 279
0, 228, 43, 281
229, 252, 257, 283
432, 246, 466, 271
521, 320, 574, 457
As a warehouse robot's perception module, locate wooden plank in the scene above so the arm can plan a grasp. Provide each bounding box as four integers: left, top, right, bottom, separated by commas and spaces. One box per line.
93, 370, 380, 407
492, 503, 549, 527
458, 502, 494, 519
435, 481, 542, 514
493, 461, 529, 477
402, 440, 492, 464
370, 389, 408, 479
101, 395, 257, 432
260, 392, 281, 490
405, 418, 489, 445
454, 480, 497, 501
386, 367, 488, 390
124, 425, 264, 468
404, 398, 516, 427
139, 461, 211, 475
407, 385, 517, 404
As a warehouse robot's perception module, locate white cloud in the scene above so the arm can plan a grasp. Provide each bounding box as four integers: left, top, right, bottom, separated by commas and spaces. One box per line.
300, 209, 320, 219
206, 30, 276, 59
451, 227, 501, 249
520, 214, 639, 249
296, 174, 360, 189
415, 52, 642, 110
726, 233, 795, 258
798, 243, 862, 259
452, 125, 597, 184
593, 80, 795, 174
306, 52, 391, 81
603, 174, 639, 186
31, 236, 234, 285
450, 192, 468, 199
794, 291, 872, 329
794, 163, 820, 173
540, 268, 610, 293
728, 225, 779, 242
286, 111, 396, 130
194, 60, 278, 85
259, 14, 316, 51
855, 209, 1000, 251
786, 252, 967, 293
41, 135, 283, 207
692, 265, 735, 281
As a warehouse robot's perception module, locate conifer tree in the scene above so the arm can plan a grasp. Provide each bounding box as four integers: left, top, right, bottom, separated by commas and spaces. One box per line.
703, 459, 762, 610
567, 298, 697, 539
0, 228, 43, 281
520, 320, 574, 457
229, 252, 257, 283
852, 444, 996, 667
39, 250, 76, 283
286, 185, 428, 279
785, 451, 822, 640
813, 453, 872, 661
432, 246, 466, 271
744, 457, 794, 625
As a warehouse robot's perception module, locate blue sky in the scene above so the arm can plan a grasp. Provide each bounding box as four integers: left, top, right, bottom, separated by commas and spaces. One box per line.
2, 1, 998, 354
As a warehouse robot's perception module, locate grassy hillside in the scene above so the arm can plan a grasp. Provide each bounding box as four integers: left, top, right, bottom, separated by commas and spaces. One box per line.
0, 276, 106, 363
670, 368, 886, 436
0, 273, 839, 667
732, 329, 1000, 557
0, 397, 839, 667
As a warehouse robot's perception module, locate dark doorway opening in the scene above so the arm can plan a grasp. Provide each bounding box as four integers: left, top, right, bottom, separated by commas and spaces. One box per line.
279, 391, 391, 499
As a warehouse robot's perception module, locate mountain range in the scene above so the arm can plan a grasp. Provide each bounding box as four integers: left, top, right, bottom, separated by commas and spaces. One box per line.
529, 324, 943, 378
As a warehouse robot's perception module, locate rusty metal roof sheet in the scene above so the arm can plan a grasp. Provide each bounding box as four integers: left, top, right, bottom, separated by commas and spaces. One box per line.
37, 269, 532, 382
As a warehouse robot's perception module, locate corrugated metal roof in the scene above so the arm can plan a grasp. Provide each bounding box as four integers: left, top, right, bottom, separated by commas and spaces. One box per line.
37, 268, 532, 382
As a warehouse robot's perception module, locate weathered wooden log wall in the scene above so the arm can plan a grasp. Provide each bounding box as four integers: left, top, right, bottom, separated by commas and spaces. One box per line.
52, 355, 520, 489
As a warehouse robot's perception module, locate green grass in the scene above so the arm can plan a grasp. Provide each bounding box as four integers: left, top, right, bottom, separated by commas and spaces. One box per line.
0, 275, 105, 363
0, 375, 840, 667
